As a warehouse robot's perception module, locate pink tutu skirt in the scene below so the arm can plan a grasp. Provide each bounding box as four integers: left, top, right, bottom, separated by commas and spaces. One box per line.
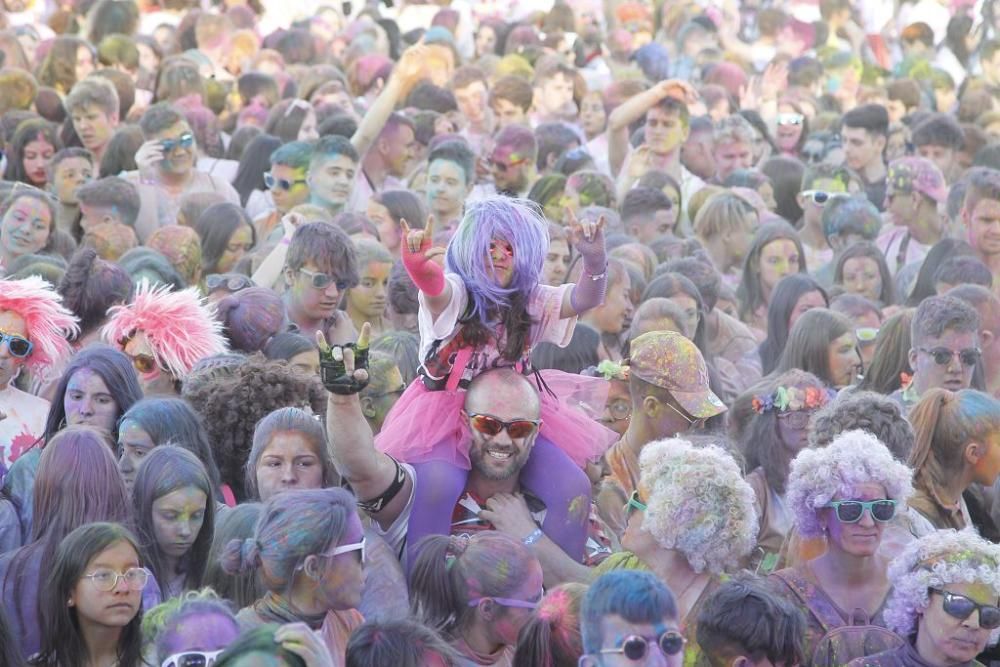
374, 370, 618, 470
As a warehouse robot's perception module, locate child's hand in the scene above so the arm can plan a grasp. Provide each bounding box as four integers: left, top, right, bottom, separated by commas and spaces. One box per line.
400, 216, 436, 258
566, 207, 606, 258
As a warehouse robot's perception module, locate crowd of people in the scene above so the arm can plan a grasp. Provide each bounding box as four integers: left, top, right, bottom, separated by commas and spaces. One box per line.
3, 0, 1000, 665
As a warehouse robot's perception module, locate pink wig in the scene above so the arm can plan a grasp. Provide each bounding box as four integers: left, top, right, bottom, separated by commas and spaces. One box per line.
102, 280, 227, 378
0, 276, 78, 376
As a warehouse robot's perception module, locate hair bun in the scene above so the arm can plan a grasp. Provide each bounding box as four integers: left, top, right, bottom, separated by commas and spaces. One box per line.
220, 537, 259, 575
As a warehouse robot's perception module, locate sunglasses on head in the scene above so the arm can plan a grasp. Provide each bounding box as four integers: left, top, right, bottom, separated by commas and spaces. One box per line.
264, 171, 307, 191
824, 499, 897, 523
298, 268, 349, 291
599, 631, 686, 660
467, 412, 539, 439
328, 538, 366, 565
161, 649, 224, 667
0, 330, 33, 358
205, 273, 255, 293
160, 132, 195, 152
929, 588, 1000, 630
856, 327, 880, 344
919, 347, 981, 367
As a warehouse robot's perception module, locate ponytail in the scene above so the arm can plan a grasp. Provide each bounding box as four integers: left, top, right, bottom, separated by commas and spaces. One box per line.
408, 535, 469, 635
908, 388, 1000, 498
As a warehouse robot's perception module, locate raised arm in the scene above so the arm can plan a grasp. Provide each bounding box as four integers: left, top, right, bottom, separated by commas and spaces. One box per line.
321, 325, 413, 529
560, 209, 607, 319
351, 43, 437, 158
400, 216, 452, 317
606, 79, 699, 176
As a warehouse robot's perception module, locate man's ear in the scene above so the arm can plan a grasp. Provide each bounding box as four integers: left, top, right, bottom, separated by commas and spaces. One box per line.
965, 440, 986, 467
875, 134, 887, 153
641, 395, 660, 418
982, 329, 995, 350
360, 396, 376, 418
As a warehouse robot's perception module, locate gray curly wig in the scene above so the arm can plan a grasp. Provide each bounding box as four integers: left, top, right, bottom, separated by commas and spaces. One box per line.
808, 390, 915, 462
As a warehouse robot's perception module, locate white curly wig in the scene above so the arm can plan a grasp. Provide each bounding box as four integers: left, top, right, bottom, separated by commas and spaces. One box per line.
786, 429, 913, 539
638, 438, 758, 575
883, 529, 1000, 637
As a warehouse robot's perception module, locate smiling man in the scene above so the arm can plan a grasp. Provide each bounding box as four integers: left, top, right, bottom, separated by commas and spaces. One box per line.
892, 295, 981, 412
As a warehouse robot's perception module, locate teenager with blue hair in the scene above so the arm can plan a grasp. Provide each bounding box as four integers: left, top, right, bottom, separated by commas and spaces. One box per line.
375, 196, 617, 567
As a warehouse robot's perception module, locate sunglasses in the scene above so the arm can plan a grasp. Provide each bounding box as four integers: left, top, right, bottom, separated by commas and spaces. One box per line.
777, 113, 804, 126
160, 132, 195, 153
663, 400, 705, 429
328, 538, 366, 565
161, 650, 224, 667
856, 327, 880, 344
801, 189, 831, 206
205, 273, 255, 293
0, 330, 33, 357
599, 631, 686, 660
467, 412, 540, 439
929, 588, 1000, 630
467, 596, 539, 609
83, 566, 150, 592
624, 490, 647, 518
298, 268, 349, 291
128, 352, 161, 375
824, 499, 897, 523
776, 409, 814, 430
919, 347, 981, 367
264, 172, 307, 191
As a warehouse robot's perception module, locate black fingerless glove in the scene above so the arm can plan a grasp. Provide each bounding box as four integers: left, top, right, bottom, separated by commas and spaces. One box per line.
320, 343, 370, 395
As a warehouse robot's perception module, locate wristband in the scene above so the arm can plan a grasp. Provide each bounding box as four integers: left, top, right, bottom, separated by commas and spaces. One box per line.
522, 528, 544, 546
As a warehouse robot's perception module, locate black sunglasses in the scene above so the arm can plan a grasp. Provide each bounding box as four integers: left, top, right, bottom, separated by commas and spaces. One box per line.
929, 588, 1000, 630
824, 499, 897, 523
598, 631, 686, 660
919, 347, 981, 367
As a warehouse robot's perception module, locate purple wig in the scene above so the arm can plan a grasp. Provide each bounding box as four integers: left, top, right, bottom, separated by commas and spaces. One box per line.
444, 197, 549, 328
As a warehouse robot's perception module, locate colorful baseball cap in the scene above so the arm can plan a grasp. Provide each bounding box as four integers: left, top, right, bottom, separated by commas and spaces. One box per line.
887, 157, 948, 204
629, 331, 726, 419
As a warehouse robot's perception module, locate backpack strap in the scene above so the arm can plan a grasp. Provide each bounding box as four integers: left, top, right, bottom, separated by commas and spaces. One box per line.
771, 569, 844, 634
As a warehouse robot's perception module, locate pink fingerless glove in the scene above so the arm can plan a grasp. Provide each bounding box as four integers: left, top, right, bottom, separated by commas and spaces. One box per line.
401, 243, 445, 297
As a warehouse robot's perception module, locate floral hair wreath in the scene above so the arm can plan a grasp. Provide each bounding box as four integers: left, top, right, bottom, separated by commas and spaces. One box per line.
596, 359, 629, 381
751, 386, 833, 414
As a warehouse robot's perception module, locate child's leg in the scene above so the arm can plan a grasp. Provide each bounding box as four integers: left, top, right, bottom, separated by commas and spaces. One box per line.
519, 435, 591, 562
404, 460, 468, 572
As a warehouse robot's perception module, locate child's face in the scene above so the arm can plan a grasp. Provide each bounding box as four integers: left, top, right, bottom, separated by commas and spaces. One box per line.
487, 237, 514, 287
52, 157, 94, 204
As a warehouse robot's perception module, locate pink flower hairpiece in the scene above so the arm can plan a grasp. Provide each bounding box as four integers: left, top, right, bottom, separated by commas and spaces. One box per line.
751, 386, 832, 415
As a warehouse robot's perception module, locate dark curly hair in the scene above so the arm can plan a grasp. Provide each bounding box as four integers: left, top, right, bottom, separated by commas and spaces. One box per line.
807, 390, 915, 462
181, 354, 326, 502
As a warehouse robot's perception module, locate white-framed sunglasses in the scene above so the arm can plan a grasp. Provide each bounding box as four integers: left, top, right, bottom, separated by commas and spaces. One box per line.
161, 649, 223, 667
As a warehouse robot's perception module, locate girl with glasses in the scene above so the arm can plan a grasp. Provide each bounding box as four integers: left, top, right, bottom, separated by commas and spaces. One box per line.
905, 389, 1000, 537
852, 529, 1000, 667
767, 430, 914, 664
34, 522, 146, 667
595, 438, 758, 665
0, 427, 131, 659
409, 532, 543, 665
132, 446, 215, 603
220, 488, 365, 658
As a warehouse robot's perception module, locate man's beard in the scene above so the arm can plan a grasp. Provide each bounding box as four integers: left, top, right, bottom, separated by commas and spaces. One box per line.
469, 439, 533, 481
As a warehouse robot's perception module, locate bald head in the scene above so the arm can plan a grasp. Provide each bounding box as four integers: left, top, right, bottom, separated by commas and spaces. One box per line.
465, 368, 541, 420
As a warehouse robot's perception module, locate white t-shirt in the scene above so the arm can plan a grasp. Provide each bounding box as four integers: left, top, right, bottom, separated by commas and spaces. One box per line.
0, 384, 48, 471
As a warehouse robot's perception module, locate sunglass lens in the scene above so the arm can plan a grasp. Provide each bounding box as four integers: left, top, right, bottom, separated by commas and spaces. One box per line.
622, 636, 649, 661
264, 173, 275, 189
837, 502, 864, 523
312, 274, 333, 289
980, 605, 1000, 629
471, 415, 503, 436
932, 350, 953, 365
813, 192, 829, 205
960, 350, 980, 366
178, 656, 208, 667
660, 632, 685, 656
943, 595, 977, 621
133, 355, 155, 374
506, 420, 536, 438
871, 500, 896, 522
7, 337, 30, 356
